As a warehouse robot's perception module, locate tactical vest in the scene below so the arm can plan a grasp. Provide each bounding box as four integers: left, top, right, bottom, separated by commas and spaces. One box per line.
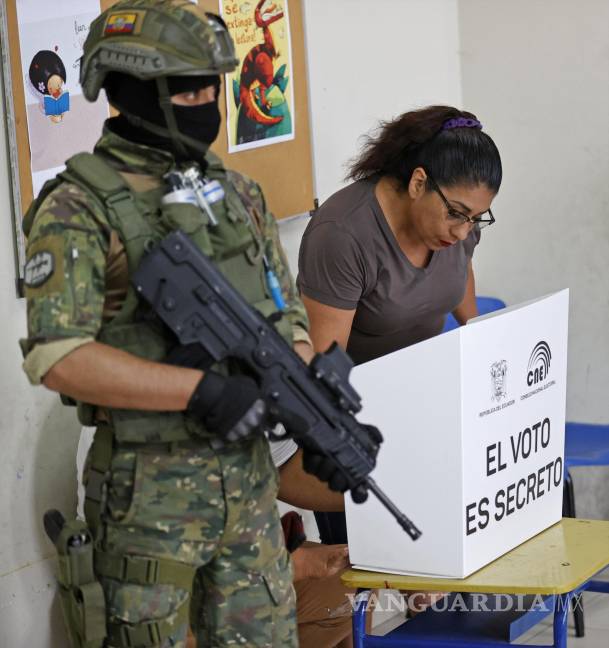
23, 152, 293, 444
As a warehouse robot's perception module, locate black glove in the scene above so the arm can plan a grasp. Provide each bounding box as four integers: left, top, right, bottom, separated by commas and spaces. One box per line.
302, 450, 349, 492
188, 371, 267, 441
302, 423, 383, 493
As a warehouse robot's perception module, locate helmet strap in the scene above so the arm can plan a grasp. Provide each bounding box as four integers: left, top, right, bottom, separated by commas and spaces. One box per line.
156, 76, 190, 159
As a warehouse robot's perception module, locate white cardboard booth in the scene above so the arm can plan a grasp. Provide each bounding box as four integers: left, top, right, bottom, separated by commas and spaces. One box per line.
346, 290, 569, 578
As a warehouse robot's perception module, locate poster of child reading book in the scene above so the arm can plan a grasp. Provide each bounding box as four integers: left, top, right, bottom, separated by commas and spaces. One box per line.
16, 0, 108, 196
28, 49, 70, 124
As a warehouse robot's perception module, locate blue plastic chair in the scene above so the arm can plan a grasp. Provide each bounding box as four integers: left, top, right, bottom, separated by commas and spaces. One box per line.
562, 421, 609, 636
442, 296, 506, 332
564, 422, 609, 471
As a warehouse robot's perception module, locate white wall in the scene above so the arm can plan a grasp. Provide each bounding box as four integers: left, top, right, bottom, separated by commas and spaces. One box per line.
0, 75, 76, 645
302, 0, 463, 203
458, 0, 609, 423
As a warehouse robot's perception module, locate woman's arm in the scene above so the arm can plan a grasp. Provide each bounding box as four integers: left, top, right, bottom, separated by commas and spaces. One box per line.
301, 294, 356, 352
277, 449, 345, 511
452, 261, 478, 325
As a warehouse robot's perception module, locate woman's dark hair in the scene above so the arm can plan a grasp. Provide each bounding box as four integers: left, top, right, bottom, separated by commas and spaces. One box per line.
28, 50, 66, 96
348, 106, 502, 193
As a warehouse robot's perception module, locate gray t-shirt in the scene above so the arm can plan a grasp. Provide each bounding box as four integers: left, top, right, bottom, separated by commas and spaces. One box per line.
297, 179, 479, 364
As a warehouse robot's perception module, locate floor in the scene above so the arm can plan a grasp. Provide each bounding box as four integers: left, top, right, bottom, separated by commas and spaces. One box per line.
516, 586, 609, 646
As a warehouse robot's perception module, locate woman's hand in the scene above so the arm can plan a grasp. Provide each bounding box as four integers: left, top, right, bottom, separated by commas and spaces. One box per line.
291, 542, 350, 581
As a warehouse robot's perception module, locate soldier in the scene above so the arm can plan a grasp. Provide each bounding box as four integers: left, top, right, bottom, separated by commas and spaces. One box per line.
19, 2, 332, 646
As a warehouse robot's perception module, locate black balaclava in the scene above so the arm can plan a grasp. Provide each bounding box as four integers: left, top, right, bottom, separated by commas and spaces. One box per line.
104, 72, 222, 165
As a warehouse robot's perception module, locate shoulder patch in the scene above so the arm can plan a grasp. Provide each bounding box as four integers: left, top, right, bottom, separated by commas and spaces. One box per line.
25, 251, 55, 288
24, 235, 65, 297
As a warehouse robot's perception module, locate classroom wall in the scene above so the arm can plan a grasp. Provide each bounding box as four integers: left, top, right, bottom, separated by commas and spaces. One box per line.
0, 72, 74, 645
458, 0, 609, 424
302, 0, 463, 203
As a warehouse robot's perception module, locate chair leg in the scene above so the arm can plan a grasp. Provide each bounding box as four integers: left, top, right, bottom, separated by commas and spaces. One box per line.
553, 593, 571, 648
352, 589, 370, 648
562, 471, 585, 637
562, 470, 576, 517
572, 593, 585, 638
313, 511, 348, 544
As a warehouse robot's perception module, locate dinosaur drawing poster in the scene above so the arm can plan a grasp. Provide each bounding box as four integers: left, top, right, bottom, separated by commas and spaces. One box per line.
221, 0, 296, 153
16, 0, 109, 196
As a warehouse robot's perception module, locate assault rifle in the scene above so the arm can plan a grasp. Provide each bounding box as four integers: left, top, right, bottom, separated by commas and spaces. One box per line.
132, 230, 422, 540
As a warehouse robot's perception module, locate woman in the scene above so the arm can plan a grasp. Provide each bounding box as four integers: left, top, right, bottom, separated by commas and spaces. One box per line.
298, 106, 501, 366
298, 106, 502, 582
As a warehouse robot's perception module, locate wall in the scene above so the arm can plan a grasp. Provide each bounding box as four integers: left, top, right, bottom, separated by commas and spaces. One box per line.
302, 0, 463, 203
0, 72, 76, 644
458, 0, 609, 423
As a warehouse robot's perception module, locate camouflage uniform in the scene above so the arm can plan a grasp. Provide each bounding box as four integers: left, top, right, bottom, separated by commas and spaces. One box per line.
21, 3, 313, 644
21, 125, 308, 648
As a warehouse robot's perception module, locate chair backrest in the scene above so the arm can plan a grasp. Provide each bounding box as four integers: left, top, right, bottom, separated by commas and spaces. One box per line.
442, 296, 507, 332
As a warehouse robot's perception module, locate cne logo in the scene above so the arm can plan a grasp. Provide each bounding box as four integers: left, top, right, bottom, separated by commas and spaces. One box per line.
527, 341, 551, 386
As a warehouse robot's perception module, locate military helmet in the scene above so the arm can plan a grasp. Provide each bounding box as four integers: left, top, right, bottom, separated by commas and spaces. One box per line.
80, 0, 238, 102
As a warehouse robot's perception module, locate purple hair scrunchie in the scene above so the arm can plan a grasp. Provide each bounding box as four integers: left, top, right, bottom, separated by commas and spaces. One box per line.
442, 117, 483, 130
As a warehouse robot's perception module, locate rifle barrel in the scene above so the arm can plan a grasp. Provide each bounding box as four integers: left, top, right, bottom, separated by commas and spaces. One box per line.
365, 478, 422, 541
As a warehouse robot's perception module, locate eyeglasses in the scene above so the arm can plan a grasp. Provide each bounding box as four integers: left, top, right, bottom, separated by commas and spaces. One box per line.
426, 173, 495, 230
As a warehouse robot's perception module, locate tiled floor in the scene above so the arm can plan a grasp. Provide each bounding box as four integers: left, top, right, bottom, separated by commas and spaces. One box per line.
516, 589, 609, 646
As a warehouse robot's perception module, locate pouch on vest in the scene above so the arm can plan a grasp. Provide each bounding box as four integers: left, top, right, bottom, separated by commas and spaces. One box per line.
43, 510, 107, 648
159, 201, 215, 257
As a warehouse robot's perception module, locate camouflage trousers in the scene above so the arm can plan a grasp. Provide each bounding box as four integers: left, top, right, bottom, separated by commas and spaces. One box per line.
86, 431, 298, 647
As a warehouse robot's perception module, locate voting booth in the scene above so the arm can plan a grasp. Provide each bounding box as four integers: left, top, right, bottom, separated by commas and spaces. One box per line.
346, 290, 569, 578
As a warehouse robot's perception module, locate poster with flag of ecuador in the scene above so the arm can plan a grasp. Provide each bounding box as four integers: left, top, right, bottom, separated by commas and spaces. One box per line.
221, 0, 295, 153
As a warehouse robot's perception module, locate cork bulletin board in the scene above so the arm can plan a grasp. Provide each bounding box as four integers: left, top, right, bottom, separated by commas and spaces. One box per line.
1, 0, 314, 294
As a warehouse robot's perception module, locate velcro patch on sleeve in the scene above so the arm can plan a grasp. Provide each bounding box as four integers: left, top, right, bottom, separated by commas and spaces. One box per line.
25, 251, 54, 288
24, 235, 65, 296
